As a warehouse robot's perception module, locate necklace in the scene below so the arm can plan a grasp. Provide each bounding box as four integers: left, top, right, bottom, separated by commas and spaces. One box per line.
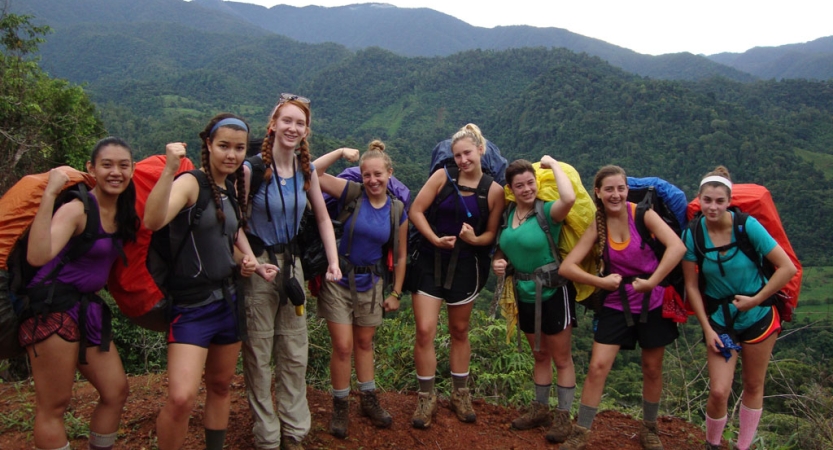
279, 176, 286, 186
515, 207, 535, 225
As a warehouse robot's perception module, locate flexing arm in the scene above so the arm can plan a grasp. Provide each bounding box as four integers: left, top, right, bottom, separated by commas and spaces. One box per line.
631, 208, 685, 293
308, 170, 343, 281
143, 143, 198, 231
541, 156, 575, 223
311, 147, 359, 176
27, 169, 86, 266
559, 224, 622, 291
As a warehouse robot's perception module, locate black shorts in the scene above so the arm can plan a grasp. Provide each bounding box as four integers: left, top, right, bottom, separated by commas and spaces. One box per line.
594, 305, 679, 350
518, 283, 577, 335
709, 305, 781, 344
415, 252, 488, 305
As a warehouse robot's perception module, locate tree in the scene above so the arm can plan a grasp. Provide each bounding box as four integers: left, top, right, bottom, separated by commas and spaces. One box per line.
0, 6, 104, 193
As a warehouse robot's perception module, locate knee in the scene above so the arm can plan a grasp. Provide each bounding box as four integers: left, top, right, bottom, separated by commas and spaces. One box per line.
166, 391, 197, 420
38, 393, 72, 418
709, 384, 732, 405
204, 376, 232, 399
101, 378, 130, 407
354, 336, 373, 354
331, 340, 353, 362
531, 350, 550, 365
415, 326, 436, 348
587, 360, 612, 379
448, 323, 470, 342
553, 354, 574, 372
642, 364, 663, 383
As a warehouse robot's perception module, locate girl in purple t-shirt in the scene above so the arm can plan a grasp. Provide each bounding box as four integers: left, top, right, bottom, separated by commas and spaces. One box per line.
21, 137, 140, 450
559, 165, 685, 450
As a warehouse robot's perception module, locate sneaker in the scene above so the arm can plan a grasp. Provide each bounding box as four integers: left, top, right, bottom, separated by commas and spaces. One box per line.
511, 401, 552, 430
545, 408, 572, 443
329, 396, 349, 439
640, 420, 664, 450
411, 392, 438, 429
450, 387, 476, 423
360, 390, 392, 428
560, 424, 590, 450
280, 435, 304, 450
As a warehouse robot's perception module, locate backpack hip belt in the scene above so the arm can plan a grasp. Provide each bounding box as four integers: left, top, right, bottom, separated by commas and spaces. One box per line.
25, 282, 111, 365
616, 274, 653, 327
514, 262, 568, 352
338, 256, 384, 315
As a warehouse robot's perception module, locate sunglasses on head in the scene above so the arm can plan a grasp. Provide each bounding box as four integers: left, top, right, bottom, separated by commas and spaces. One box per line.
278, 93, 310, 105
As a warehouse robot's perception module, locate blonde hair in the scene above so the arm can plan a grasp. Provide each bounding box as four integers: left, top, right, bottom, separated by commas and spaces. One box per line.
451, 123, 485, 152
359, 139, 393, 172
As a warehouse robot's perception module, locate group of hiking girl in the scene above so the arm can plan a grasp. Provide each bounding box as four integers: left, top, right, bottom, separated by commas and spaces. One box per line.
15, 91, 795, 450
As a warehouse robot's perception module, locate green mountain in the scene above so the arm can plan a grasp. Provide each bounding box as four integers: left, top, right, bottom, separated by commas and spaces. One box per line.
709, 36, 833, 80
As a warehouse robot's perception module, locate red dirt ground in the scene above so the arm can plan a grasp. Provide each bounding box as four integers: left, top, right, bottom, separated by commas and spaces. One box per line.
0, 373, 716, 449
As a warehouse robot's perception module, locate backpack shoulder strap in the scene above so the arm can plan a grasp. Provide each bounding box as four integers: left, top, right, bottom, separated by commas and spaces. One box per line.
335, 181, 364, 224
388, 197, 405, 270
732, 211, 763, 272
187, 170, 213, 227
246, 155, 267, 202
634, 187, 654, 250
534, 198, 560, 263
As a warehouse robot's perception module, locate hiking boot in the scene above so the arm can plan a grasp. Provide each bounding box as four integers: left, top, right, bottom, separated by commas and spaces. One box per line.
411, 392, 438, 429
280, 435, 304, 450
450, 387, 476, 423
545, 408, 572, 443
329, 396, 349, 439
360, 390, 392, 428
705, 443, 722, 450
560, 424, 590, 450
511, 401, 552, 430
639, 420, 664, 450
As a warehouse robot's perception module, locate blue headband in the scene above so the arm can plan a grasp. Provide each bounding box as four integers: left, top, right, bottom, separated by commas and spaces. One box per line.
210, 118, 249, 136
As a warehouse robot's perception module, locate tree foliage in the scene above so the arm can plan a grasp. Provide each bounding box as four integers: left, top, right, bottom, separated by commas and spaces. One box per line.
0, 8, 103, 193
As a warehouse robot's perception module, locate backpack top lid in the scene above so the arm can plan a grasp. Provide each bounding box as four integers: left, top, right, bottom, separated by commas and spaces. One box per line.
502, 161, 598, 302
626, 176, 689, 232
108, 155, 196, 318
0, 167, 95, 271
430, 138, 507, 186
687, 183, 803, 310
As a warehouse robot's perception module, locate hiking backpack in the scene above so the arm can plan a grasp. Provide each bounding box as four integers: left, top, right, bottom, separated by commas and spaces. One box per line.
589, 177, 688, 323
502, 161, 597, 302
108, 156, 239, 332
429, 138, 508, 186
686, 183, 802, 322
1, 167, 100, 360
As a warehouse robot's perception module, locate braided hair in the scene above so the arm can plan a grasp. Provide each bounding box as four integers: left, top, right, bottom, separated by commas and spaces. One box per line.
592, 165, 627, 272
198, 113, 250, 230
260, 99, 313, 192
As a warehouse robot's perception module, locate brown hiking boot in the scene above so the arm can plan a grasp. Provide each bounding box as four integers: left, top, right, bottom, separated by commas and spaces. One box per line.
511, 401, 552, 430
450, 387, 476, 423
545, 408, 573, 443
280, 435, 304, 450
560, 424, 590, 450
705, 444, 722, 450
329, 396, 349, 439
640, 420, 664, 450
411, 392, 438, 429
360, 390, 392, 428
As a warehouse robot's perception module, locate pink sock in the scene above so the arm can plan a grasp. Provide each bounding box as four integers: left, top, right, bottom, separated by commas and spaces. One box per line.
737, 404, 762, 450
705, 414, 727, 446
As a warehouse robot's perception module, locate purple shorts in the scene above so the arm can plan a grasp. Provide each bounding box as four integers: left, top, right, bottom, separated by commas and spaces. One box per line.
167, 298, 240, 348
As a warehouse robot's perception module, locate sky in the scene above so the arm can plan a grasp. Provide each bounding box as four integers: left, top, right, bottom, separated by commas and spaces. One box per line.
231, 0, 832, 56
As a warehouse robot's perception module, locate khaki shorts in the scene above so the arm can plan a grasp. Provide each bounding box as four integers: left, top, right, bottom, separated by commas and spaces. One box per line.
317, 278, 384, 327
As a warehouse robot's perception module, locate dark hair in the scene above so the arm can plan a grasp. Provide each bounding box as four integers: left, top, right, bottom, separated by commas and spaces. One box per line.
505, 159, 535, 186
198, 113, 249, 230
698, 165, 732, 197
260, 99, 312, 192
592, 165, 627, 260
89, 137, 140, 243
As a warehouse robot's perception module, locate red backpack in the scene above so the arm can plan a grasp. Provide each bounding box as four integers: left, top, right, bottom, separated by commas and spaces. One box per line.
687, 184, 802, 322
108, 155, 196, 331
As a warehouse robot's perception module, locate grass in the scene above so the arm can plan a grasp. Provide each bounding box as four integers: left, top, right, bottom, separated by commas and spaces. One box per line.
795, 148, 833, 180
796, 266, 833, 318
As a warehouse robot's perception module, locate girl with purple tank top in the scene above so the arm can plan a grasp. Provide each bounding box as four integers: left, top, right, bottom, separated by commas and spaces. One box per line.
20, 137, 140, 450
559, 165, 685, 450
